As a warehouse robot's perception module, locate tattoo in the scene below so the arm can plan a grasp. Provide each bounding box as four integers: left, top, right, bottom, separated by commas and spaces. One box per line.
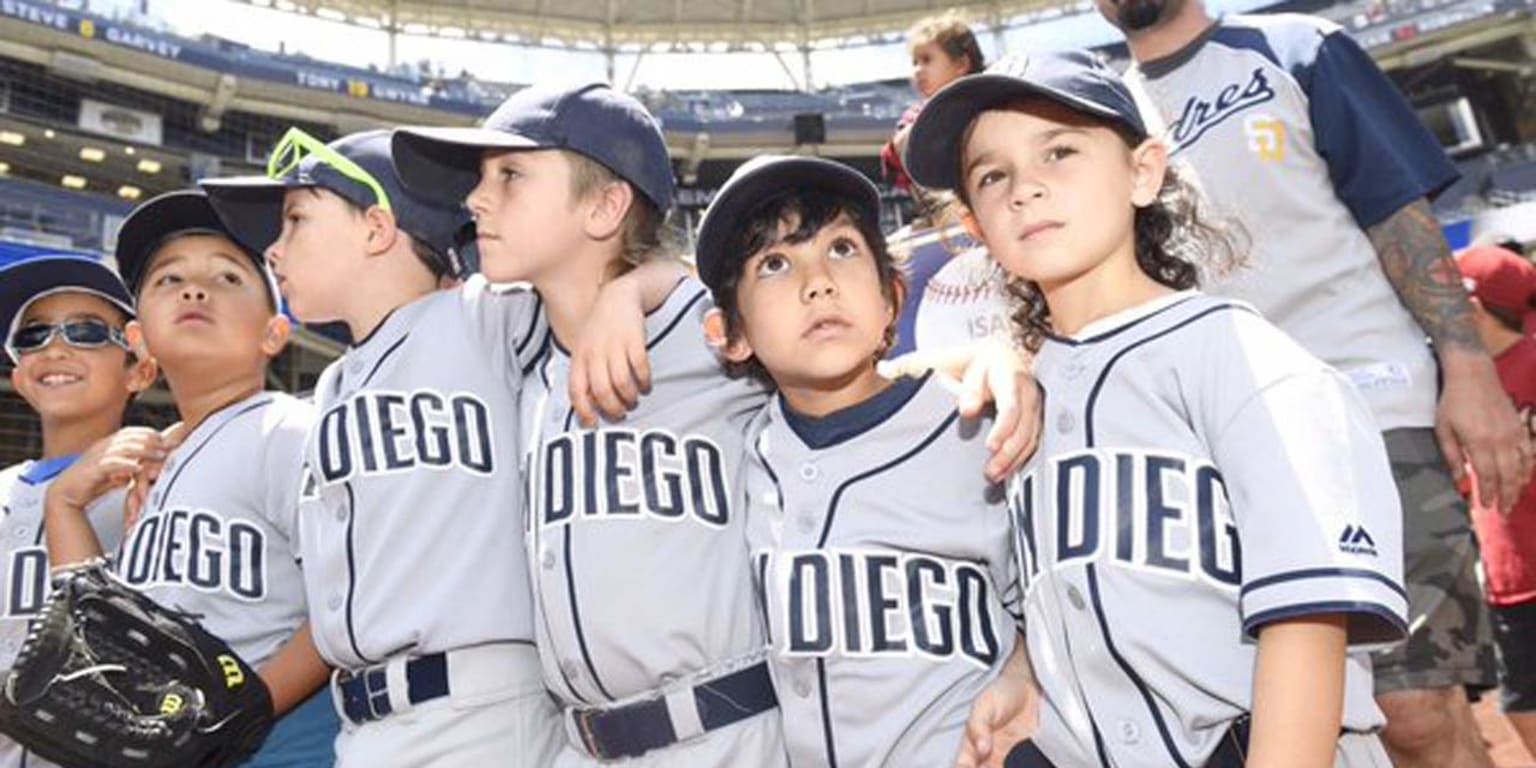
1366, 199, 1483, 353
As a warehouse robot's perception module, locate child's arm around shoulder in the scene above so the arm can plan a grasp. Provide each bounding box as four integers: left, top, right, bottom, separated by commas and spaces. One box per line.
568, 260, 690, 426
44, 427, 171, 568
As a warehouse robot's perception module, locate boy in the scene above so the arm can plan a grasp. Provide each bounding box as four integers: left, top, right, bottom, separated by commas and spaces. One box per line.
0, 254, 153, 768
43, 190, 337, 766
694, 153, 1021, 767
1456, 244, 1536, 757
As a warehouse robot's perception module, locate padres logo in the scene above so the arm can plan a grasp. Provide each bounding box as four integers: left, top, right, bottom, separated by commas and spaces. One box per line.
1244, 115, 1285, 160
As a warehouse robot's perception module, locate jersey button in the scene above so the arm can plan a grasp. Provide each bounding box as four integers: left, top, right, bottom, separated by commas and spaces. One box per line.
797, 515, 816, 534
799, 464, 819, 482
347, 358, 365, 375
334, 507, 347, 523
792, 677, 812, 698
541, 548, 556, 570
1117, 720, 1140, 744
561, 660, 581, 681
326, 594, 343, 611
1066, 585, 1086, 611
1055, 411, 1076, 434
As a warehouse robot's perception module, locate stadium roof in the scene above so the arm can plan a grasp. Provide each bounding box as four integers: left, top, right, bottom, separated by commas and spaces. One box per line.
238, 0, 1081, 48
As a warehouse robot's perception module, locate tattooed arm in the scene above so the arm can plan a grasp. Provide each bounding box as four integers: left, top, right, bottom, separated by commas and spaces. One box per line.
1368, 199, 1531, 511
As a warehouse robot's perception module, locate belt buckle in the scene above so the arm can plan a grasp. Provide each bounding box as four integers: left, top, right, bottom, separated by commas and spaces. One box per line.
576, 708, 608, 760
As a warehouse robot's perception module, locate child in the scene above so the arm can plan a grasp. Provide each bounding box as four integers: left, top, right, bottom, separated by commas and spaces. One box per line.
391, 81, 785, 767
201, 127, 670, 767
881, 11, 986, 194
904, 51, 1408, 768
693, 153, 1021, 767
42, 189, 338, 766
1455, 243, 1536, 757
0, 254, 154, 768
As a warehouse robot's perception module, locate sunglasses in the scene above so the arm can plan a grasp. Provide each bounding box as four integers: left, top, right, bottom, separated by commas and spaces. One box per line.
267, 127, 393, 212
7, 319, 129, 358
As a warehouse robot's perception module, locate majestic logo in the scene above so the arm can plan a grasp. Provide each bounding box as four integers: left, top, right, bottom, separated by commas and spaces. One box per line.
1338, 525, 1378, 557
760, 549, 1002, 669
1167, 68, 1277, 152
1010, 449, 1242, 594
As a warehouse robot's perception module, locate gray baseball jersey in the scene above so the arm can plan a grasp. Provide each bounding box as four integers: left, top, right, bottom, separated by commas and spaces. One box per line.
118, 390, 312, 669
522, 278, 771, 708
0, 460, 125, 768
744, 372, 1018, 767
1123, 13, 1459, 431
1012, 291, 1407, 768
300, 276, 546, 669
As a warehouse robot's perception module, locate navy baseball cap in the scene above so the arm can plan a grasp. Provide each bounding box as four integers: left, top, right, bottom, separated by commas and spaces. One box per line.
904, 50, 1148, 191
392, 81, 676, 212
0, 255, 135, 364
694, 155, 880, 299
201, 129, 472, 277
114, 189, 280, 309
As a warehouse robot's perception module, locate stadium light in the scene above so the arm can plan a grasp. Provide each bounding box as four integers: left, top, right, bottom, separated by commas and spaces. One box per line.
43, 129, 55, 139
0, 162, 9, 175
60, 175, 86, 190
79, 147, 107, 163
117, 185, 142, 200
124, 146, 136, 155
137, 158, 162, 174
0, 131, 23, 146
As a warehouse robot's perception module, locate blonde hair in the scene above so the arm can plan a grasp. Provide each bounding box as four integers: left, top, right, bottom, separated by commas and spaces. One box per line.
563, 151, 677, 277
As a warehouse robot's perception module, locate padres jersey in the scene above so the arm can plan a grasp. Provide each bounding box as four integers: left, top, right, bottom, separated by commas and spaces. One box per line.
744, 373, 1018, 767
1014, 291, 1407, 768
522, 277, 769, 706
1125, 14, 1457, 431
0, 460, 125, 768
301, 276, 546, 669
118, 391, 312, 668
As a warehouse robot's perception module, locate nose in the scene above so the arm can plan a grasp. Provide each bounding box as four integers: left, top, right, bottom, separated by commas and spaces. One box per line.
1009, 176, 1047, 209
801, 260, 838, 303
181, 282, 208, 302
264, 241, 282, 268
466, 177, 491, 219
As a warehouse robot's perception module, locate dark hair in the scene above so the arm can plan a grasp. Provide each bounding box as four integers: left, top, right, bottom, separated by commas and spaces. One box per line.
957, 120, 1241, 351
909, 12, 986, 74
716, 189, 906, 382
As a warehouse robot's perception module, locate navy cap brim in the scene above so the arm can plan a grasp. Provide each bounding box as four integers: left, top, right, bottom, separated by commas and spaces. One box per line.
115, 189, 279, 308
392, 127, 542, 209
0, 256, 135, 363
905, 73, 1141, 191
199, 175, 294, 257
694, 156, 880, 298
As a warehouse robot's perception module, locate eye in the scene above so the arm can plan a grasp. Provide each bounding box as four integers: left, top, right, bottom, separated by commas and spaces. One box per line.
1044, 144, 1079, 163
755, 252, 789, 278
829, 237, 859, 260
152, 272, 181, 288
219, 271, 244, 286
499, 165, 521, 182
973, 168, 1006, 192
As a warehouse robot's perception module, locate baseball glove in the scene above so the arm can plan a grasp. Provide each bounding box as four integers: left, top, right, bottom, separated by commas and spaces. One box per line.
0, 562, 274, 767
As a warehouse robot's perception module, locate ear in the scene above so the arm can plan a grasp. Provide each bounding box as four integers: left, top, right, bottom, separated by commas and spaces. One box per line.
1129, 138, 1169, 208
259, 314, 292, 358
362, 205, 402, 257
584, 181, 635, 242
9, 366, 26, 400
887, 274, 908, 322
124, 321, 150, 359
959, 208, 985, 241
125, 351, 158, 394
702, 307, 755, 364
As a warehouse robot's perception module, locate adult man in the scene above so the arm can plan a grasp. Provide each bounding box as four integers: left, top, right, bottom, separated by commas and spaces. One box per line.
1096, 1, 1532, 765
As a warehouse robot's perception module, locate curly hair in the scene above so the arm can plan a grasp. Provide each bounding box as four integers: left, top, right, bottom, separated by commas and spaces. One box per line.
714, 189, 906, 383
958, 126, 1242, 351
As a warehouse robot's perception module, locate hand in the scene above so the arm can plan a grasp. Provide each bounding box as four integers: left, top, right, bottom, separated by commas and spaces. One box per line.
1435, 350, 1532, 514
124, 422, 185, 530
569, 278, 652, 427
880, 339, 1042, 482
955, 664, 1039, 768
50, 428, 171, 516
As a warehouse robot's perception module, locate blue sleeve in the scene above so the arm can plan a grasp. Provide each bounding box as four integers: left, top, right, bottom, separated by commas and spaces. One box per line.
1303, 30, 1459, 229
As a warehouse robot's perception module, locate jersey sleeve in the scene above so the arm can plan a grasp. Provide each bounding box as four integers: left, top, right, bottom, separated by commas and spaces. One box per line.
260, 401, 316, 550
83, 488, 129, 560
1303, 30, 1459, 229
1209, 363, 1408, 648
462, 278, 550, 379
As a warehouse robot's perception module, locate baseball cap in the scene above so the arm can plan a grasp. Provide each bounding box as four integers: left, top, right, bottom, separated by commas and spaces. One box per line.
392, 81, 676, 212
0, 255, 135, 364
114, 189, 280, 309
201, 129, 472, 277
694, 155, 880, 299
1456, 244, 1535, 321
904, 50, 1148, 191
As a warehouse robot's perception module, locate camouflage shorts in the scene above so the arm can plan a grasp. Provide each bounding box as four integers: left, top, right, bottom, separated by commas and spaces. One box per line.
1370, 428, 1497, 694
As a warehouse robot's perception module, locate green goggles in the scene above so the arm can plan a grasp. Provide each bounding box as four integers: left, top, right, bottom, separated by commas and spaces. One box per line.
267, 127, 392, 212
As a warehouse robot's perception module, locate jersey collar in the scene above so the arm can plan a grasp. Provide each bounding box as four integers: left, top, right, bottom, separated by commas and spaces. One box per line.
1135, 17, 1223, 79
1046, 289, 1199, 347
780, 372, 930, 450
20, 454, 80, 485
